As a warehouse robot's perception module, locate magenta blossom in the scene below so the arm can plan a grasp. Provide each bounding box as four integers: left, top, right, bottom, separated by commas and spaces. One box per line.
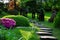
0, 18, 16, 29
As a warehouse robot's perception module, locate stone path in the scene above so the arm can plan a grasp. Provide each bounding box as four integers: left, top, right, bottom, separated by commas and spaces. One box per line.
29, 19, 58, 40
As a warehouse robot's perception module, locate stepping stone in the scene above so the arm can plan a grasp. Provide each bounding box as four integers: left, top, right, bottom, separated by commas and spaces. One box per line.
30, 20, 37, 23
38, 22, 41, 24
35, 24, 45, 28
40, 28, 52, 30
40, 36, 57, 40
35, 24, 43, 27
39, 26, 47, 28
36, 32, 52, 36
40, 30, 52, 33
40, 28, 52, 31
35, 23, 39, 25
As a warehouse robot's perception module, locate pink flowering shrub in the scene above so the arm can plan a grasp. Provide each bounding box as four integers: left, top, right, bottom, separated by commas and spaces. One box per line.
0, 18, 16, 29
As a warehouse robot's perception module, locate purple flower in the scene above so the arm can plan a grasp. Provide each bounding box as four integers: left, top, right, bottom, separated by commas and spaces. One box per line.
0, 18, 16, 29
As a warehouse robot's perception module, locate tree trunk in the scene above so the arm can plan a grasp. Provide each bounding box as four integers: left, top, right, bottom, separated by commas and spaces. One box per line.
48, 8, 57, 22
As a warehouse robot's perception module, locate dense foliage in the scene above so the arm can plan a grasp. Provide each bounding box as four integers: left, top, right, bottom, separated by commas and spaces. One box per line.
54, 12, 60, 28
3, 15, 30, 27
20, 0, 60, 12
0, 28, 39, 40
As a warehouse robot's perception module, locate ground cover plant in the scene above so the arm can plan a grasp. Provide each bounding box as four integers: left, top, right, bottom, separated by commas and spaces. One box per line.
0, 27, 40, 40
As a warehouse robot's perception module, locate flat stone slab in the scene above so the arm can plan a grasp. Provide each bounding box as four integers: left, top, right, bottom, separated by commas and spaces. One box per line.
40, 28, 52, 30
40, 36, 56, 38
40, 28, 52, 31
36, 32, 52, 36
29, 20, 37, 23
40, 30, 52, 33
36, 32, 52, 34
40, 36, 57, 40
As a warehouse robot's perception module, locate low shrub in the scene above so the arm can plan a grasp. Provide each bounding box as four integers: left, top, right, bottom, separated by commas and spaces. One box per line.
54, 12, 60, 28
3, 15, 30, 27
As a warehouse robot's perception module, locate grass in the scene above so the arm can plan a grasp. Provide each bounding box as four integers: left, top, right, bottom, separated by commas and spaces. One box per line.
40, 12, 53, 27
27, 13, 37, 20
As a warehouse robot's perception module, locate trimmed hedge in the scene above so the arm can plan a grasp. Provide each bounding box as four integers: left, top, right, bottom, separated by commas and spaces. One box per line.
3, 15, 30, 27
54, 12, 60, 28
